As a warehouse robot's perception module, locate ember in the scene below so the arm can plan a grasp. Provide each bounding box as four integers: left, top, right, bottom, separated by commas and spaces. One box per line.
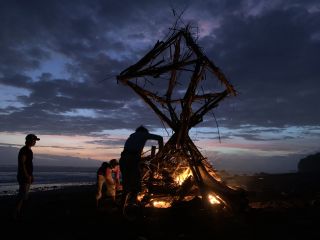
152, 200, 172, 208
208, 194, 221, 205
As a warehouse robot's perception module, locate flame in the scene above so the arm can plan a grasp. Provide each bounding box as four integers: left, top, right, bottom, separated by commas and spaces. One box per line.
208, 194, 221, 205
154, 172, 163, 180
175, 168, 192, 185
137, 193, 145, 202
152, 200, 171, 208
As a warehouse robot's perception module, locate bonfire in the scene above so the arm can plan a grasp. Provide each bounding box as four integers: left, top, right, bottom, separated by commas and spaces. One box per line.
117, 25, 248, 214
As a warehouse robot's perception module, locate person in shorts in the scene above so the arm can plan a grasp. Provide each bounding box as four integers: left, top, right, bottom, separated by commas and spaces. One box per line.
13, 133, 40, 218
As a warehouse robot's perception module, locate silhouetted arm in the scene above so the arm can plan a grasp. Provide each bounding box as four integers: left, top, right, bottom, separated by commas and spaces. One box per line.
148, 133, 164, 151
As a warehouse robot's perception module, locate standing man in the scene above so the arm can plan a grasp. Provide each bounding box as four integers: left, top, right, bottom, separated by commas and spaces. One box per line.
14, 133, 40, 218
119, 125, 163, 205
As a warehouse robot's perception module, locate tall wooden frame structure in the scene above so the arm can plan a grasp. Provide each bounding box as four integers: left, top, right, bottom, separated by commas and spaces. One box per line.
117, 26, 247, 212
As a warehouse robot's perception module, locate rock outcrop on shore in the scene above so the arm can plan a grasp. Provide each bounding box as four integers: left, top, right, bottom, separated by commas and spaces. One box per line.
298, 152, 320, 172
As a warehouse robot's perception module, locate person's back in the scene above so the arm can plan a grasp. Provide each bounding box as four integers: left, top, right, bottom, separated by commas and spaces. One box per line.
124, 126, 163, 155
17, 145, 33, 184
124, 131, 149, 154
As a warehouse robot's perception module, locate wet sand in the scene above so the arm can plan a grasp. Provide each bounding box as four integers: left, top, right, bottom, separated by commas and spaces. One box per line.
1, 173, 319, 240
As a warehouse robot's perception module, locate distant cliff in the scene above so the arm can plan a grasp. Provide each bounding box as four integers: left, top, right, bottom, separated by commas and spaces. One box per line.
298, 152, 320, 172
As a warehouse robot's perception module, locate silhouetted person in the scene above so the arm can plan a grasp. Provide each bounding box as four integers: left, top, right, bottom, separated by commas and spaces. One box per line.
95, 159, 121, 208
119, 125, 163, 205
13, 134, 40, 219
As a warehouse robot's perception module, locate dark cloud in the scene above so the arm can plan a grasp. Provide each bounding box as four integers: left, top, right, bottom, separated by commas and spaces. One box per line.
86, 138, 125, 147
203, 4, 320, 128
209, 153, 302, 174
0, 0, 319, 138
38, 145, 85, 151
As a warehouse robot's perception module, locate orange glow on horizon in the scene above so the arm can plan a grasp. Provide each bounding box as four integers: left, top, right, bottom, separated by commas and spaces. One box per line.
0, 132, 125, 161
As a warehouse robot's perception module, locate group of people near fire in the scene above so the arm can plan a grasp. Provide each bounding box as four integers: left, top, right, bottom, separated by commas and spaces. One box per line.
14, 125, 163, 218
95, 125, 163, 208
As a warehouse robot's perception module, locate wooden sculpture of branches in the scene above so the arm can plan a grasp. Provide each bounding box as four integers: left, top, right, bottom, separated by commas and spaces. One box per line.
117, 26, 247, 213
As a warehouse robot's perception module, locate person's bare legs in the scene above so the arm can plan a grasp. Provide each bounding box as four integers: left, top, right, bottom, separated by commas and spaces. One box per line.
13, 183, 30, 219
95, 176, 105, 208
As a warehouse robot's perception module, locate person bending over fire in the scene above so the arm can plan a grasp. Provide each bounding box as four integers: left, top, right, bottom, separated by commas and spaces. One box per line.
119, 125, 163, 205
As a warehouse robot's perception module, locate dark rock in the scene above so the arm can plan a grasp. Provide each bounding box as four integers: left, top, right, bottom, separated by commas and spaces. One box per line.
298, 152, 320, 172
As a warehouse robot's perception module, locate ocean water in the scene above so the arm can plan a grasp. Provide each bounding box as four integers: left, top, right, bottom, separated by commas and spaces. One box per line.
0, 165, 97, 196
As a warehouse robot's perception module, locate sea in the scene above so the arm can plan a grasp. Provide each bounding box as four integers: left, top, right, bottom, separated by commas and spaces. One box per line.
0, 165, 97, 196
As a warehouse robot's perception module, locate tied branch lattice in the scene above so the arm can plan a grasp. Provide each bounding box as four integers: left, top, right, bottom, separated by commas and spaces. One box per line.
117, 26, 247, 213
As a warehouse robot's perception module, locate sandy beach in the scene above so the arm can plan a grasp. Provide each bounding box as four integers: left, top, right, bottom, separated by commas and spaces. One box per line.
1, 173, 319, 240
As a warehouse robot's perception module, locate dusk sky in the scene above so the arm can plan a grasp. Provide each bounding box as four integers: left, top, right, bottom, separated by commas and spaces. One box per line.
0, 0, 319, 173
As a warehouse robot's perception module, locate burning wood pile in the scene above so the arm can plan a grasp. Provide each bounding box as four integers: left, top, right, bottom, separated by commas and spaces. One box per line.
117, 26, 248, 214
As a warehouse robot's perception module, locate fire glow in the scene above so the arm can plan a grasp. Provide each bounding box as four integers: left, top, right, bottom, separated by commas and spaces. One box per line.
152, 200, 171, 208
175, 168, 192, 185
208, 194, 221, 205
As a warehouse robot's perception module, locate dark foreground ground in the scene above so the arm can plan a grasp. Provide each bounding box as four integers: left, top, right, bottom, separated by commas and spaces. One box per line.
1, 172, 320, 240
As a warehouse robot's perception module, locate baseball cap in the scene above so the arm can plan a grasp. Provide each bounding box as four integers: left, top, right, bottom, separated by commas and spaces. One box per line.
26, 134, 40, 142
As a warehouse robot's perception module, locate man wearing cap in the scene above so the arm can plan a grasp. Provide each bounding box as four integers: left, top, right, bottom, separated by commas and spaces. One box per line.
14, 134, 40, 218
